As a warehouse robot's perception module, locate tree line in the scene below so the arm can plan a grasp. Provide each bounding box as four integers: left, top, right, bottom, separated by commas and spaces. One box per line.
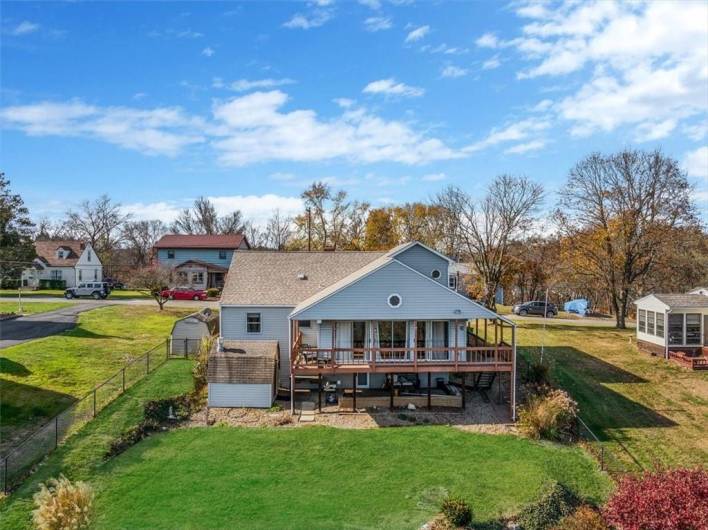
1, 148, 705, 328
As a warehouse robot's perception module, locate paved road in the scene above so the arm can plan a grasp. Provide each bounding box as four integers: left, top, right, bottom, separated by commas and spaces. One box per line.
0, 296, 219, 309
0, 303, 100, 349
0, 298, 218, 349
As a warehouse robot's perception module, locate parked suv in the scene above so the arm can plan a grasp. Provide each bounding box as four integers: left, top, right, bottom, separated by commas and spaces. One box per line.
512, 300, 557, 317
65, 282, 110, 300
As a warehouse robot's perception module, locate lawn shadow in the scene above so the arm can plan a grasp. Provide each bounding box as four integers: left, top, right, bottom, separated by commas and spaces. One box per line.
67, 327, 128, 340
519, 345, 677, 436
0, 357, 31, 376
0, 378, 77, 455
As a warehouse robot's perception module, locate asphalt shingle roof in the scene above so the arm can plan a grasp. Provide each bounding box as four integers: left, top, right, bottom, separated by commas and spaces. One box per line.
33, 240, 84, 267
653, 294, 708, 309
154, 234, 248, 249
208, 340, 278, 385
220, 250, 386, 305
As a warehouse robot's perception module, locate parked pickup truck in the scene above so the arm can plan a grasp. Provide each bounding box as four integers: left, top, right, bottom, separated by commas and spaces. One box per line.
65, 282, 110, 300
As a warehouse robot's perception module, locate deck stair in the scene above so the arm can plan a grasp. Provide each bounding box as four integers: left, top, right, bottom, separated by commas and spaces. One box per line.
299, 401, 316, 423
473, 372, 496, 390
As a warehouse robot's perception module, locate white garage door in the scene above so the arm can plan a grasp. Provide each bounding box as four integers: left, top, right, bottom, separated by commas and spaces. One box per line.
208, 383, 273, 408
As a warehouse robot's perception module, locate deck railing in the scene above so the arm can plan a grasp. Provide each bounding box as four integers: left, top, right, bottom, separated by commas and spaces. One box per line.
292, 345, 512, 369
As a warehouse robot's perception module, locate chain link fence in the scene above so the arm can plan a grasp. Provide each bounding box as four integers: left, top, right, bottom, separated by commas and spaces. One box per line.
168, 337, 204, 357
1, 340, 171, 493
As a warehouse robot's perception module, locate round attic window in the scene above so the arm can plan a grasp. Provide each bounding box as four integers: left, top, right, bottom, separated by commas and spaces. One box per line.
431, 269, 441, 279
387, 294, 402, 308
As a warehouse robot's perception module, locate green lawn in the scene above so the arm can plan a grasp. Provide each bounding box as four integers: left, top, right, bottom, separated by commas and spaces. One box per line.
0, 302, 72, 315
0, 359, 195, 530
0, 358, 610, 530
0, 306, 191, 450
516, 320, 708, 470
0, 289, 152, 299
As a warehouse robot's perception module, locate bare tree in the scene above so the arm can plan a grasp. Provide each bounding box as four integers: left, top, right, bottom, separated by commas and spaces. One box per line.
437, 175, 544, 309
121, 219, 167, 267
63, 195, 130, 260
295, 182, 367, 250
557, 149, 697, 328
264, 209, 293, 250
130, 265, 172, 310
242, 220, 266, 249
171, 197, 244, 235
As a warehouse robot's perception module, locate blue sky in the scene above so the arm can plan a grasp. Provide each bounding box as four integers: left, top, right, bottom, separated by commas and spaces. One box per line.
2, 0, 707, 225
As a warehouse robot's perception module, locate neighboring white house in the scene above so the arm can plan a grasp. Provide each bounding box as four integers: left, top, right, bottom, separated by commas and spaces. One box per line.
633, 292, 708, 366
688, 286, 708, 296
21, 240, 103, 289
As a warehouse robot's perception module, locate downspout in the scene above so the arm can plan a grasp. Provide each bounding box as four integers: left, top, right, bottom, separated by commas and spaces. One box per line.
665, 309, 670, 361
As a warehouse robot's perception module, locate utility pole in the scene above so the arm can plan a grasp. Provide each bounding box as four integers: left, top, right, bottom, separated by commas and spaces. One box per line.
306, 207, 312, 252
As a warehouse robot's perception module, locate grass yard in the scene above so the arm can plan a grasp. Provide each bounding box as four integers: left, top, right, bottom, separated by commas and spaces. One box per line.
89, 428, 610, 529
0, 289, 152, 299
0, 305, 191, 450
0, 359, 195, 530
516, 320, 708, 470
0, 301, 72, 315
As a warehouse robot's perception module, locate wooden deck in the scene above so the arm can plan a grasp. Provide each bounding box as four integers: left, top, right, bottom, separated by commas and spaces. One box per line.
669, 349, 708, 370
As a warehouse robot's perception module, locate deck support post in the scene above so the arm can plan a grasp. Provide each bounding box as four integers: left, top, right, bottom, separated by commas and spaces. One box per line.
461, 383, 466, 409
352, 373, 357, 412
427, 372, 432, 409
290, 372, 295, 415
389, 374, 394, 409
318, 373, 322, 413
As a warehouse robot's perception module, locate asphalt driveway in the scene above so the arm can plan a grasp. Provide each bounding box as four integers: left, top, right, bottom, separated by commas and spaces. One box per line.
0, 303, 99, 349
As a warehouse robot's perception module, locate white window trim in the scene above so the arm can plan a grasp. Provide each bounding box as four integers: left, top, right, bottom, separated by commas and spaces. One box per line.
246, 312, 262, 334
387, 293, 403, 308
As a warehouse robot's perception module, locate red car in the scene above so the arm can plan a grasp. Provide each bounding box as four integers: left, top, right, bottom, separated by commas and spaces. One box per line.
160, 288, 208, 301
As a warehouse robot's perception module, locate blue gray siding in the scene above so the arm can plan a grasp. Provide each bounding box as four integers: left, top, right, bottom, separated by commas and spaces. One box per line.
157, 248, 234, 268
221, 306, 293, 386
292, 260, 492, 321
394, 245, 448, 286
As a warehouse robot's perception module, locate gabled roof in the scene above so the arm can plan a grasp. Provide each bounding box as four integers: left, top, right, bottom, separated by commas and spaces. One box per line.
33, 240, 85, 267
154, 234, 249, 249
173, 259, 229, 272
220, 250, 386, 305
634, 293, 708, 309
289, 257, 512, 323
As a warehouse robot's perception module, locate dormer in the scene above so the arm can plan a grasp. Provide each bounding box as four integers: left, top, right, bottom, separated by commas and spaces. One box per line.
56, 247, 70, 260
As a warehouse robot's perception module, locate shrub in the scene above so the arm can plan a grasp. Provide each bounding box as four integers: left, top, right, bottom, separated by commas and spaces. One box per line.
105, 421, 155, 459
143, 394, 194, 423
518, 389, 578, 442
551, 506, 608, 530
603, 468, 708, 530
516, 481, 580, 530
206, 288, 220, 298
32, 475, 94, 530
525, 360, 551, 386
38, 279, 66, 290
440, 495, 473, 527
192, 336, 214, 391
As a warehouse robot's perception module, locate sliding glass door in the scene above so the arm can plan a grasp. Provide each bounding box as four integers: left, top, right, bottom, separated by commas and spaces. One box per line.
378, 321, 408, 360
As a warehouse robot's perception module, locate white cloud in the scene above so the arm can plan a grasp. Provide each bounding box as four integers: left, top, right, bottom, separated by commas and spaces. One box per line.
505, 1, 708, 142
405, 25, 429, 43
2, 91, 462, 166
684, 146, 708, 178
208, 194, 304, 226
464, 118, 550, 153
363, 78, 424, 97
283, 9, 332, 29
504, 139, 546, 154
211, 90, 459, 165
421, 43, 468, 55
358, 0, 381, 9
482, 55, 501, 70
201, 47, 215, 57
269, 172, 296, 182
220, 78, 296, 92
122, 195, 304, 226
364, 16, 392, 32
421, 173, 446, 182
333, 98, 355, 108
475, 32, 498, 48
10, 21, 40, 36
684, 122, 708, 142
441, 65, 469, 78
0, 101, 204, 156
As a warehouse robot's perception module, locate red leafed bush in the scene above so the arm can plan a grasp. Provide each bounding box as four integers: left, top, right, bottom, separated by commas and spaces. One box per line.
603, 468, 708, 530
